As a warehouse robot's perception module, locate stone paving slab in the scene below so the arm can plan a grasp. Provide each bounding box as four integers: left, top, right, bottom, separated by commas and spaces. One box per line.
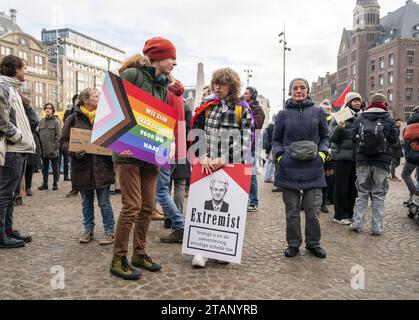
1, 168, 418, 300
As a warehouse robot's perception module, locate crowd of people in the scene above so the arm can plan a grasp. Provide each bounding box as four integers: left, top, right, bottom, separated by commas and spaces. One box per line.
0, 36, 418, 282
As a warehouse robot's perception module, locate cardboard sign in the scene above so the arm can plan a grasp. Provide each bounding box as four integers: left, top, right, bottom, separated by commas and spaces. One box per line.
331, 107, 354, 124
182, 164, 252, 264
91, 72, 177, 169
69, 128, 112, 156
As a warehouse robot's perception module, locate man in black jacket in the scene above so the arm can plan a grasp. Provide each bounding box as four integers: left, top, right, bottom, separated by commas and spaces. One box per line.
351, 94, 399, 236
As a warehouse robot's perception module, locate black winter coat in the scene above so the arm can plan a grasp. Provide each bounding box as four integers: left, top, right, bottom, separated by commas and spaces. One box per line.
60, 107, 115, 190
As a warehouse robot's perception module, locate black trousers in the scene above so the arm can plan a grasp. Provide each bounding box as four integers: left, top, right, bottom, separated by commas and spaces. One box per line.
333, 160, 357, 220
42, 157, 60, 186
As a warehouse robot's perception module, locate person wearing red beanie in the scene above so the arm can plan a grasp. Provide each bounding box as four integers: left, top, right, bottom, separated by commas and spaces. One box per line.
110, 37, 178, 281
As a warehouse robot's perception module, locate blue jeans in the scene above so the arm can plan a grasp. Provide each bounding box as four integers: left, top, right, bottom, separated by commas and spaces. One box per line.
156, 167, 184, 230
264, 160, 275, 182
249, 164, 259, 207
81, 186, 115, 235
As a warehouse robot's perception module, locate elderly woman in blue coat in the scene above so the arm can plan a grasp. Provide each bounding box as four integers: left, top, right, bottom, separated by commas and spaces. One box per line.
272, 78, 330, 259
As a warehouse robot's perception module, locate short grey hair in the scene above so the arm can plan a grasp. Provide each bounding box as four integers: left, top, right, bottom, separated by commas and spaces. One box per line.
210, 177, 229, 191
288, 78, 310, 96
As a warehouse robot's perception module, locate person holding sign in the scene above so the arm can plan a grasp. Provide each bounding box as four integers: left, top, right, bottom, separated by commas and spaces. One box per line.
272, 78, 329, 259
110, 37, 177, 280
60, 88, 116, 246
189, 68, 254, 268
330, 92, 363, 225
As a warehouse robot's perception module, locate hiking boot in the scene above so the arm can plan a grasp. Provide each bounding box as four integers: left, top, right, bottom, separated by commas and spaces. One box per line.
8, 230, 32, 243
99, 233, 114, 246
66, 190, 79, 198
320, 205, 329, 213
284, 247, 300, 258
151, 210, 164, 221
53, 184, 59, 191
38, 185, 48, 191
164, 219, 172, 229
110, 256, 142, 281
79, 231, 94, 244
0, 236, 25, 249
305, 246, 327, 259
132, 254, 161, 272
160, 229, 184, 244
26, 188, 33, 197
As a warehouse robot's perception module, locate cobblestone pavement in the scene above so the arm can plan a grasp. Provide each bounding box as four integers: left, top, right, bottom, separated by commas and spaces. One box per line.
1, 166, 418, 300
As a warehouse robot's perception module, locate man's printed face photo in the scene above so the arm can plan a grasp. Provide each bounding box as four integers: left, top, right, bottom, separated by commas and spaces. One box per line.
211, 182, 227, 202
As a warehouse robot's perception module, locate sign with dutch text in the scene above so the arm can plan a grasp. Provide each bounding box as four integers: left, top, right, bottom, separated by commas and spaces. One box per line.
182, 164, 252, 264
92, 72, 177, 169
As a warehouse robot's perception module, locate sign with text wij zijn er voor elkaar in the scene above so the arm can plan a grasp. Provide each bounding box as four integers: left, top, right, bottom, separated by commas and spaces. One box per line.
91, 72, 177, 169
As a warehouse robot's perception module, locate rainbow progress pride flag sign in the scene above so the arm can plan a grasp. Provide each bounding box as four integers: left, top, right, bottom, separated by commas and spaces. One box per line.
92, 72, 177, 169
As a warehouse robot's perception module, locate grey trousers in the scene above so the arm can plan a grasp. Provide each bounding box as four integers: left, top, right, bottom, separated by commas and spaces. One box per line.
171, 178, 186, 214
282, 189, 322, 248
353, 165, 389, 234
401, 162, 419, 196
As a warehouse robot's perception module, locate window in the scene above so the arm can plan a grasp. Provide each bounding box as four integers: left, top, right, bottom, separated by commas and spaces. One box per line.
379, 74, 384, 87
367, 32, 375, 42
18, 51, 28, 61
407, 50, 414, 65
351, 50, 357, 61
352, 64, 357, 76
0, 46, 12, 56
35, 82, 44, 94
34, 55, 43, 65
371, 59, 375, 72
406, 87, 413, 101
388, 71, 394, 85
387, 89, 393, 102
371, 76, 375, 89
406, 68, 414, 83
389, 53, 395, 66
379, 57, 384, 70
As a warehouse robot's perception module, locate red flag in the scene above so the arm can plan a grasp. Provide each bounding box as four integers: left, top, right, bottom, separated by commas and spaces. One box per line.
333, 81, 354, 107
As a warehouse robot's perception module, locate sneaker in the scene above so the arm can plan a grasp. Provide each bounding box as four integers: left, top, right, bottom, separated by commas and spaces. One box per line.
371, 231, 383, 236
320, 205, 329, 214
26, 189, 33, 197
247, 204, 258, 212
66, 190, 79, 198
264, 179, 274, 183
132, 254, 161, 272
333, 218, 351, 225
284, 247, 300, 258
216, 260, 230, 265
192, 255, 208, 268
272, 187, 283, 193
8, 230, 32, 243
160, 229, 184, 244
404, 197, 413, 206
38, 185, 48, 191
79, 231, 94, 244
110, 256, 142, 281
99, 233, 114, 246
350, 225, 361, 233
14, 197, 23, 207
0, 235, 25, 249
64, 177, 71, 181
53, 184, 59, 191
305, 246, 327, 259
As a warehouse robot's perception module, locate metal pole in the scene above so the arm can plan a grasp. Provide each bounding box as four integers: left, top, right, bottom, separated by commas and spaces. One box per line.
283, 26, 286, 108
56, 29, 60, 111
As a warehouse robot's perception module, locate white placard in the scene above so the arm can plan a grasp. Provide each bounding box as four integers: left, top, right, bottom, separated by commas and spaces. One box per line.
331, 107, 354, 124
182, 165, 251, 264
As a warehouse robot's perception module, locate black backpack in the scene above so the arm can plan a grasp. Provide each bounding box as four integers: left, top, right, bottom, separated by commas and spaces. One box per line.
356, 116, 387, 155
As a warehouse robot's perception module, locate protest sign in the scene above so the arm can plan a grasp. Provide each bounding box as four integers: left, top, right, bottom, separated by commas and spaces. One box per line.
331, 107, 354, 124
69, 128, 112, 156
182, 164, 252, 264
92, 72, 177, 169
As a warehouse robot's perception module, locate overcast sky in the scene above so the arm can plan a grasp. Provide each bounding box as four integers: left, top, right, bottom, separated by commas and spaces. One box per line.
3, 0, 405, 116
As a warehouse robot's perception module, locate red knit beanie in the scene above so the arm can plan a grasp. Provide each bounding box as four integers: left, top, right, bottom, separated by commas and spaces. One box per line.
143, 37, 177, 61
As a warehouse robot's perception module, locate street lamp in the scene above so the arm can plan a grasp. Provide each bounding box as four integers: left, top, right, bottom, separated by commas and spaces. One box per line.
278, 24, 291, 108
55, 29, 61, 111
244, 66, 253, 88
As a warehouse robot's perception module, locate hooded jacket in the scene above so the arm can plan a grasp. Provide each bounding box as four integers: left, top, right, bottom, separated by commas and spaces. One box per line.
39, 115, 61, 158
352, 107, 398, 168
272, 98, 329, 190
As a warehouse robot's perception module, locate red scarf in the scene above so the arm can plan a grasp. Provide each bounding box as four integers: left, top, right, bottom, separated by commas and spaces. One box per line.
366, 102, 388, 112
168, 80, 186, 161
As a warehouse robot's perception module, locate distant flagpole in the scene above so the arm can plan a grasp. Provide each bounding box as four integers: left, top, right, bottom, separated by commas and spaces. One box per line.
333, 81, 354, 108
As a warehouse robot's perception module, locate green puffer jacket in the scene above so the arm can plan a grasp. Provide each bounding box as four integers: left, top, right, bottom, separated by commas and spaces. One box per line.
112, 66, 168, 167
330, 116, 357, 161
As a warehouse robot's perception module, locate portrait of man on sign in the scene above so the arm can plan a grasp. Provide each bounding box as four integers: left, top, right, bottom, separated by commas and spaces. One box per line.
204, 177, 230, 213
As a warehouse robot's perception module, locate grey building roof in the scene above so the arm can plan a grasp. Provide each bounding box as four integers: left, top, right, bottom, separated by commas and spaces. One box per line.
357, 0, 379, 6
0, 14, 22, 37
379, 0, 419, 42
